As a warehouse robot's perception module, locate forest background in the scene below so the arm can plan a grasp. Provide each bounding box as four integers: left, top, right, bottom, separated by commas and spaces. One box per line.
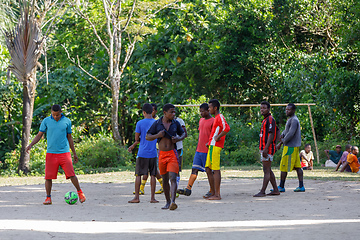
0, 0, 359, 176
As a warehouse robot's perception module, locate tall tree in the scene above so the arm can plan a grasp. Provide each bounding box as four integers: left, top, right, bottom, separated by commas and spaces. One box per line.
65, 0, 179, 143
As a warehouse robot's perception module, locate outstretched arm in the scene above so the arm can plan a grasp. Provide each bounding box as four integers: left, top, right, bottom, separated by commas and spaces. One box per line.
339, 161, 349, 172
324, 150, 330, 159
67, 134, 78, 164
26, 132, 44, 153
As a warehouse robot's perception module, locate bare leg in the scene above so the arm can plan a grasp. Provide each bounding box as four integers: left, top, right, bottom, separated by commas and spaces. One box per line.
45, 179, 52, 196
254, 161, 279, 197
128, 176, 141, 203
150, 175, 158, 203
69, 176, 81, 191
143, 175, 148, 181
205, 167, 215, 197
208, 170, 221, 200
161, 173, 171, 209
156, 170, 162, 180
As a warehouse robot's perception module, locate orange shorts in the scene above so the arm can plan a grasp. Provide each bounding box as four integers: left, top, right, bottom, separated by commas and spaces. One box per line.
45, 152, 75, 179
158, 149, 179, 175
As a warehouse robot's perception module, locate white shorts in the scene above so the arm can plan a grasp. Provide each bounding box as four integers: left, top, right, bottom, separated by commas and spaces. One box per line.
325, 160, 337, 168
260, 150, 273, 162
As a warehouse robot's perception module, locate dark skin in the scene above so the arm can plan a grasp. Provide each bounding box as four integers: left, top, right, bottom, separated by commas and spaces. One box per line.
253, 104, 280, 197
324, 147, 342, 161
276, 106, 303, 186
300, 145, 313, 170
128, 111, 158, 203
335, 146, 351, 172
339, 147, 359, 172
205, 103, 229, 200
26, 110, 82, 197
146, 108, 186, 210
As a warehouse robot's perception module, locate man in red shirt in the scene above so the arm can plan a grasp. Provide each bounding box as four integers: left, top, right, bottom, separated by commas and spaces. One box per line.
178, 103, 214, 197
254, 101, 280, 197
205, 99, 230, 200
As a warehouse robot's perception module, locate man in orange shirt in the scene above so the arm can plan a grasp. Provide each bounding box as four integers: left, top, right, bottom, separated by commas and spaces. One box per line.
340, 146, 359, 173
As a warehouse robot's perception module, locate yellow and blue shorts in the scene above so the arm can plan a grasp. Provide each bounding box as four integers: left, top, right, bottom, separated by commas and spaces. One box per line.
280, 146, 301, 172
205, 145, 222, 170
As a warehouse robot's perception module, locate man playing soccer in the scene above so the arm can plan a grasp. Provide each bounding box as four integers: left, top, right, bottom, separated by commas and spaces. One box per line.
205, 99, 230, 200
253, 101, 280, 197
128, 103, 159, 203
128, 103, 164, 195
276, 103, 305, 192
26, 104, 86, 205
146, 104, 185, 210
178, 103, 214, 197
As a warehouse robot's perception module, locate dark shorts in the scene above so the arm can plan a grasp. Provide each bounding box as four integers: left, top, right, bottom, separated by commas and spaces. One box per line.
135, 157, 157, 176
192, 151, 207, 172
177, 149, 183, 172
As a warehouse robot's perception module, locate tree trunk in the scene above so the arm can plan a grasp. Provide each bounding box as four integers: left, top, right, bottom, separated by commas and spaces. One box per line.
111, 75, 121, 143
18, 75, 36, 174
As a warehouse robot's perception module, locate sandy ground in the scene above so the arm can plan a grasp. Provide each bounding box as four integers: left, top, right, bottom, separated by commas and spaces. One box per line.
1, 176, 360, 240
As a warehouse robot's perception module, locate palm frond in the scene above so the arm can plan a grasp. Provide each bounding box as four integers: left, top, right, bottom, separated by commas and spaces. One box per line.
3, 6, 44, 82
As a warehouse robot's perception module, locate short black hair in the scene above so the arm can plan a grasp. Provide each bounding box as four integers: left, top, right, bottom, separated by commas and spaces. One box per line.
260, 101, 270, 109
200, 103, 209, 110
151, 103, 157, 111
288, 103, 296, 111
304, 143, 311, 148
351, 146, 358, 151
142, 103, 153, 114
345, 144, 352, 150
209, 99, 220, 110
163, 103, 175, 112
51, 104, 61, 112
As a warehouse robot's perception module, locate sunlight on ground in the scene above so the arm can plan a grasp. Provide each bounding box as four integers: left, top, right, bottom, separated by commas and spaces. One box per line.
1, 219, 360, 234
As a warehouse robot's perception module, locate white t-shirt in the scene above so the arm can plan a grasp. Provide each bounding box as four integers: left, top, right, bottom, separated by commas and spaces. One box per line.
176, 118, 185, 150
300, 150, 314, 167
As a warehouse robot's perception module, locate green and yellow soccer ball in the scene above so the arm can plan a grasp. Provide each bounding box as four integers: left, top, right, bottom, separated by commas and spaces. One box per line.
64, 191, 78, 205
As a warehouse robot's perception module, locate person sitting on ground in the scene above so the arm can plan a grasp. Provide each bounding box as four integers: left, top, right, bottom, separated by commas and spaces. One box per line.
300, 144, 314, 170
339, 146, 359, 173
335, 144, 352, 172
324, 145, 343, 167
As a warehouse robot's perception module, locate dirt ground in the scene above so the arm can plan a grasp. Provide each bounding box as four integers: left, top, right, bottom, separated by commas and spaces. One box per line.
1, 173, 360, 240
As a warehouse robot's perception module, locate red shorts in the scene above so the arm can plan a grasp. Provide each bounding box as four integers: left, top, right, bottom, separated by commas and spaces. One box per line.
45, 152, 75, 179
158, 149, 179, 175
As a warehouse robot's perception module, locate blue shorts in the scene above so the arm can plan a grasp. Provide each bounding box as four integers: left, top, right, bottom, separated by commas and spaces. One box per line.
192, 151, 207, 172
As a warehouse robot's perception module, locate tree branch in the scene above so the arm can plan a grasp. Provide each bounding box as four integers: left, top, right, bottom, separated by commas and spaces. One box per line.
62, 44, 111, 89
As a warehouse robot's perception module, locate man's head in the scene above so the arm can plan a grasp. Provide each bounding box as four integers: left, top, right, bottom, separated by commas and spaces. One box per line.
351, 146, 359, 156
200, 103, 210, 118
208, 99, 220, 115
142, 103, 153, 116
151, 103, 157, 118
304, 143, 311, 153
260, 101, 270, 116
286, 103, 296, 117
345, 144, 352, 152
335, 145, 342, 153
163, 103, 176, 120
51, 104, 62, 122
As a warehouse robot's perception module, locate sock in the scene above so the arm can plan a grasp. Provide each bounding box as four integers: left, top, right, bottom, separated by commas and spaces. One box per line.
280, 180, 285, 188
186, 174, 197, 190
176, 176, 180, 186
46, 195, 51, 198
140, 179, 147, 191
299, 181, 304, 188
158, 178, 163, 188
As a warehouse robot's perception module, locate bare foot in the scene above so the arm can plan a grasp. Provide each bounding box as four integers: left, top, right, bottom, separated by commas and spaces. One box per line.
267, 191, 280, 196
253, 192, 266, 197
128, 198, 140, 203
207, 195, 221, 200
169, 202, 177, 210
150, 199, 159, 203
161, 202, 171, 209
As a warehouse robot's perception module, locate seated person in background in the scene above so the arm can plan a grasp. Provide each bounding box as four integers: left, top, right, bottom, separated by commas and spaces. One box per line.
340, 146, 359, 173
324, 145, 343, 167
335, 144, 352, 172
300, 144, 314, 170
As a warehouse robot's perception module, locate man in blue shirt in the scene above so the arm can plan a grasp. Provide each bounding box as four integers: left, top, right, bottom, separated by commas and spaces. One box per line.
26, 105, 86, 205
128, 103, 158, 204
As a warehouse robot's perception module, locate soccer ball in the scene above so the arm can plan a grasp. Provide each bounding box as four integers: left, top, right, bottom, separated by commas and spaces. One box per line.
64, 191, 78, 205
